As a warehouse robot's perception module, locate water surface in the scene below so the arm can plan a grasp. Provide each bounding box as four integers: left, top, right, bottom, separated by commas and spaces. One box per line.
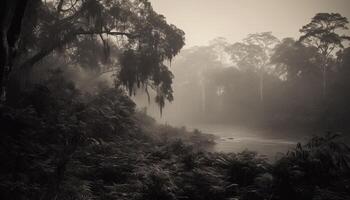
188, 124, 310, 160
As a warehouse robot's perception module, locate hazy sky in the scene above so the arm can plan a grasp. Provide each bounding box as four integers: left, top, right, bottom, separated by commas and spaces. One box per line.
149, 0, 350, 48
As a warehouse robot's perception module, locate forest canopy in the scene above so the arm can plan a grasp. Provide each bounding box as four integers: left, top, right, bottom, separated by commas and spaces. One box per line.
158, 14, 350, 130
0, 0, 185, 111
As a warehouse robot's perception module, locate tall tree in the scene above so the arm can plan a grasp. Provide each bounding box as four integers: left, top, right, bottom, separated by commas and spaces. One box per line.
271, 38, 321, 82
299, 13, 350, 97
244, 32, 279, 102
226, 32, 279, 102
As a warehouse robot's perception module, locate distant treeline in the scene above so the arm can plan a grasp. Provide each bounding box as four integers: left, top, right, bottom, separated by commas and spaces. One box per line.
163, 13, 350, 130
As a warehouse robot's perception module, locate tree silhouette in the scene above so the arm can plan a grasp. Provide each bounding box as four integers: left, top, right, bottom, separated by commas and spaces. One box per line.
227, 32, 279, 102
299, 13, 350, 97
244, 32, 279, 102
271, 38, 321, 82
1, 0, 185, 110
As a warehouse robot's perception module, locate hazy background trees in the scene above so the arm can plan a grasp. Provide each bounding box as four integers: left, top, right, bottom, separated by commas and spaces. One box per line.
151, 13, 350, 131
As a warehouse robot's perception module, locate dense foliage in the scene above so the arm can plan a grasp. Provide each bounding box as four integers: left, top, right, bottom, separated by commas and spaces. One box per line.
1, 0, 185, 111
1, 72, 350, 200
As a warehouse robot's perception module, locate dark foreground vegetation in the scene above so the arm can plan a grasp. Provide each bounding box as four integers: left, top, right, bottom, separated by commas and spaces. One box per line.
1, 76, 350, 200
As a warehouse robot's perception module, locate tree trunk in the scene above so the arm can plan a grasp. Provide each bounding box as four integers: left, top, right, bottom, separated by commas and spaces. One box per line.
0, 0, 29, 102
322, 63, 327, 98
0, 1, 14, 101
320, 52, 328, 98
0, 30, 9, 102
259, 66, 264, 103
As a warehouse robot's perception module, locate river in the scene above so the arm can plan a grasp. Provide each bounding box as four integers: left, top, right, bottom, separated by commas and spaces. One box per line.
188, 124, 313, 161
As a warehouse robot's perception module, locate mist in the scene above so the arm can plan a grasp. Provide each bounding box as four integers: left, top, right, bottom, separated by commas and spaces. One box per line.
1, 1, 350, 199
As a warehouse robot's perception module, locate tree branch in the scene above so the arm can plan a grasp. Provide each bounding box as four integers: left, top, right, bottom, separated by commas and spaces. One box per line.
75, 30, 139, 38
56, 0, 65, 15
18, 29, 138, 70
18, 33, 76, 70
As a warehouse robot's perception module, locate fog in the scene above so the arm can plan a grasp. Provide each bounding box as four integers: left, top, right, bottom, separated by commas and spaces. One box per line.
132, 1, 350, 153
